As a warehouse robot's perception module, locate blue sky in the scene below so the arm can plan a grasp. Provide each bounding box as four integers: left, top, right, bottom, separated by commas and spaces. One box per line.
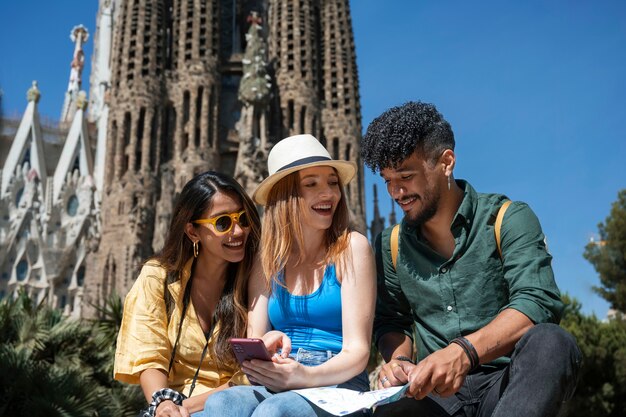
1, 1, 624, 317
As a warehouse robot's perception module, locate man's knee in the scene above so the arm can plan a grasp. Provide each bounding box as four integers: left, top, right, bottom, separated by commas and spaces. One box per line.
517, 323, 582, 375
374, 397, 450, 417
523, 324, 579, 354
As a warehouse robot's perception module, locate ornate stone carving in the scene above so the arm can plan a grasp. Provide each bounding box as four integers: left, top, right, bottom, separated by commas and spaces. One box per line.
239, 12, 272, 107
27, 81, 41, 103
75, 91, 88, 110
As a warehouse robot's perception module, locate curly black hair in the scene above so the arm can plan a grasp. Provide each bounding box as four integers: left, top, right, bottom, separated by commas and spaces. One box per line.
361, 101, 455, 172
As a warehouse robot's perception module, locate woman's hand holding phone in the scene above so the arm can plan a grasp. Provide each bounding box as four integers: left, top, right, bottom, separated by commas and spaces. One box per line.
229, 338, 273, 386
230, 332, 307, 390
243, 332, 311, 391
241, 354, 310, 392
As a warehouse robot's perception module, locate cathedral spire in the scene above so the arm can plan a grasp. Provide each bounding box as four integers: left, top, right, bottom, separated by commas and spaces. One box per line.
60, 25, 89, 125
1, 82, 47, 198
389, 196, 397, 226
52, 91, 94, 203
89, 0, 116, 203
369, 184, 386, 240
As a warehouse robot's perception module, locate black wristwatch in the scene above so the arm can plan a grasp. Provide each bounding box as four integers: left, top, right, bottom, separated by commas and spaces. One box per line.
394, 355, 414, 364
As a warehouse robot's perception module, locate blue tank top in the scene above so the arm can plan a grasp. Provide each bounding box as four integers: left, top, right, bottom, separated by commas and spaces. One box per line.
268, 264, 343, 353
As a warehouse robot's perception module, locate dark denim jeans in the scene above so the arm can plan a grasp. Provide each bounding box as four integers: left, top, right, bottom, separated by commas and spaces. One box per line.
374, 324, 582, 417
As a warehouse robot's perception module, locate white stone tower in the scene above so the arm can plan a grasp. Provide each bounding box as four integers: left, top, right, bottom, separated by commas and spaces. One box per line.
89, 0, 118, 204
60, 25, 90, 125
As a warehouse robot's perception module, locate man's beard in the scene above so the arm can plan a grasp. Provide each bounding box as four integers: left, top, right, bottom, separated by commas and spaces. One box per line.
402, 187, 441, 227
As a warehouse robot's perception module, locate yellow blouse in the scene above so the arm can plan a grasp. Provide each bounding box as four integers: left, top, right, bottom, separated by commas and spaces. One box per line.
114, 259, 247, 396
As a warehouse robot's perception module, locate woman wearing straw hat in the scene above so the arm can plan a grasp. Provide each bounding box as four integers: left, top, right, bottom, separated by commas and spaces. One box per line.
200, 134, 376, 416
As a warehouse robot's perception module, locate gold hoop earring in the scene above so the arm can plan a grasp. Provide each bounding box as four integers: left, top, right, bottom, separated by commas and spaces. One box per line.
193, 241, 199, 258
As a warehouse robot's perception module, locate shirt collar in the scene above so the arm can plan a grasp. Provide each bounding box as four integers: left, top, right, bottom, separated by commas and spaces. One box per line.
167, 257, 194, 302
451, 179, 478, 230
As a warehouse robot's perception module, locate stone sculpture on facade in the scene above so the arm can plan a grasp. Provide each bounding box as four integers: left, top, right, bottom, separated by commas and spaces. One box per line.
235, 11, 272, 196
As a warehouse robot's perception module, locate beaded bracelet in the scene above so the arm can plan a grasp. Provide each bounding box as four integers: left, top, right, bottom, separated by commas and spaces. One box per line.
450, 337, 479, 372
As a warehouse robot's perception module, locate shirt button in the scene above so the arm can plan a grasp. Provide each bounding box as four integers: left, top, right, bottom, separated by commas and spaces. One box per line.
441, 267, 448, 273
447, 305, 453, 312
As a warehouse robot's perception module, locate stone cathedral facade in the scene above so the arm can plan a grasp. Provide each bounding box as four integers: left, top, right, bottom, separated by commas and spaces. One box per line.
0, 26, 96, 317
1, 0, 369, 318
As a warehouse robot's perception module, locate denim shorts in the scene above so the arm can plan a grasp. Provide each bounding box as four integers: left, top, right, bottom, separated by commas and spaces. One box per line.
289, 348, 337, 366
287, 347, 370, 392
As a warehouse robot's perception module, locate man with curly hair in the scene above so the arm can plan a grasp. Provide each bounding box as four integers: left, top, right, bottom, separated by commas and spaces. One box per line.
362, 101, 581, 416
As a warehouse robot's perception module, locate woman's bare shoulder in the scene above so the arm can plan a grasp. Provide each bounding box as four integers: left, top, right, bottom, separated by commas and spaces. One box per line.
347, 230, 372, 252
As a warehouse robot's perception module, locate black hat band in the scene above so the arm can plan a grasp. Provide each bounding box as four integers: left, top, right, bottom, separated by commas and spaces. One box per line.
276, 156, 332, 172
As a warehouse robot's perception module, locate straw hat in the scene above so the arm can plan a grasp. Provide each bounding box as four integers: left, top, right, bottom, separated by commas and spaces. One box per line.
252, 134, 357, 205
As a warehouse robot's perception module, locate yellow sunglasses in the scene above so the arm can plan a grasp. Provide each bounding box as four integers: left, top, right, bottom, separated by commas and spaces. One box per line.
193, 210, 250, 235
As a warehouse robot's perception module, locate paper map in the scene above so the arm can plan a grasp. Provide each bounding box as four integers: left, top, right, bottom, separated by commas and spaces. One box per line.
293, 384, 409, 415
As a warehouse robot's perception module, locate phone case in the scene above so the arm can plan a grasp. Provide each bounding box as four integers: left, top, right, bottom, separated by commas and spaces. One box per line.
229, 338, 272, 364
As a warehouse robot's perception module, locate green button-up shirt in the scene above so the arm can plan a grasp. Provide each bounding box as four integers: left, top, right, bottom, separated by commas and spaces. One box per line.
374, 180, 563, 366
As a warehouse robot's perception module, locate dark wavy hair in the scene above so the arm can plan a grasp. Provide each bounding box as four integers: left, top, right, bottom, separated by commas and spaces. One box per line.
153, 171, 261, 367
361, 101, 455, 172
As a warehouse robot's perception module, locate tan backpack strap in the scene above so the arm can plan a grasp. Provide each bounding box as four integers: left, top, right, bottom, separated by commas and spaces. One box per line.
495, 200, 512, 259
390, 224, 400, 270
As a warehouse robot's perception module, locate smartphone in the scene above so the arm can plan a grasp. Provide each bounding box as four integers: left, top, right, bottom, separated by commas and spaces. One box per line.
229, 338, 273, 364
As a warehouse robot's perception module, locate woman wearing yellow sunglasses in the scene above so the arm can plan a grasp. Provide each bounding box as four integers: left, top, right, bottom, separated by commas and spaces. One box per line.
114, 171, 261, 417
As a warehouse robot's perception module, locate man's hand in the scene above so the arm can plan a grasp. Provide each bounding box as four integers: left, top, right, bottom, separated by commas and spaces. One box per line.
378, 359, 412, 389
405, 343, 470, 399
